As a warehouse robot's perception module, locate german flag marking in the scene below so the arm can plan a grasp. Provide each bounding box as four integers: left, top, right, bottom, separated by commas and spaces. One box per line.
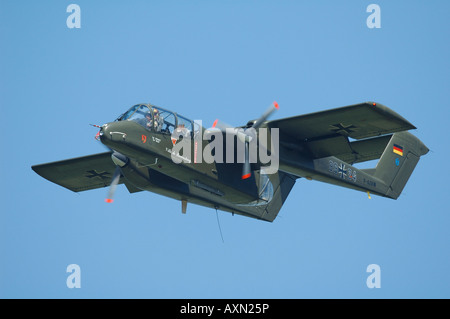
393, 144, 403, 156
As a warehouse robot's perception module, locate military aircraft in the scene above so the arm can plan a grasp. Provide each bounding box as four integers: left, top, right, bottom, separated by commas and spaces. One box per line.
32, 101, 428, 222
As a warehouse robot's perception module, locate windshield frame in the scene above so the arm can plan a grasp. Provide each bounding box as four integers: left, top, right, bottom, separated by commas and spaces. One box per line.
117, 103, 197, 137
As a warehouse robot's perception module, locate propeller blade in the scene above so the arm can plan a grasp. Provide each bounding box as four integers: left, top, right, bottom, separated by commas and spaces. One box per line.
212, 119, 234, 132
105, 166, 121, 203
242, 141, 251, 179
251, 101, 279, 130
245, 101, 279, 160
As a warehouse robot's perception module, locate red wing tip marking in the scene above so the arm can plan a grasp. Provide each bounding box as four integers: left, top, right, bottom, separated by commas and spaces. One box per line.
241, 173, 251, 180
105, 198, 114, 203
273, 101, 279, 109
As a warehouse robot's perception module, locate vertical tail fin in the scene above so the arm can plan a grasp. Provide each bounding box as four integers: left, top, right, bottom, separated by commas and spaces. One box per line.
371, 131, 428, 199
262, 171, 296, 221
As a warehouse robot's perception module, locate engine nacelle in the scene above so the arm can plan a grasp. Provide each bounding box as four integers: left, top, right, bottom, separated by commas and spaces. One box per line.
111, 152, 128, 167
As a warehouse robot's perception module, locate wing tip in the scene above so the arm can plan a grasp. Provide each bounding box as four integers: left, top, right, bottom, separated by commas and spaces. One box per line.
367, 101, 416, 130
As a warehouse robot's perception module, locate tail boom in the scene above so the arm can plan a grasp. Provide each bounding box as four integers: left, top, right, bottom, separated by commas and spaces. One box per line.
280, 131, 428, 200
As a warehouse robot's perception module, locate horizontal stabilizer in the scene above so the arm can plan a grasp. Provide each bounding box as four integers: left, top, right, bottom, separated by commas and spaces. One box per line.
307, 134, 392, 164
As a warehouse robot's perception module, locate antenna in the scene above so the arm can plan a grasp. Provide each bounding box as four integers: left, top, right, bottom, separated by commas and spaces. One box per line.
215, 207, 224, 243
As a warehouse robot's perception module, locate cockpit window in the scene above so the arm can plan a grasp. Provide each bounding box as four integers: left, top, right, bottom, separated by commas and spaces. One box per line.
118, 104, 195, 136
120, 104, 150, 121
119, 104, 153, 130
153, 107, 175, 134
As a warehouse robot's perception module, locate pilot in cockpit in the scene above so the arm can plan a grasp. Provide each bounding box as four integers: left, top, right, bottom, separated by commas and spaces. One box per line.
153, 109, 163, 132
145, 112, 153, 130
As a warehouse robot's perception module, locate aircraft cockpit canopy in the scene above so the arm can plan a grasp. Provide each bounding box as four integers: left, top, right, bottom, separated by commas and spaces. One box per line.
117, 104, 195, 136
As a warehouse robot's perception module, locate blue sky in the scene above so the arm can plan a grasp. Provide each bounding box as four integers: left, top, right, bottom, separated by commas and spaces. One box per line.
1, 1, 449, 298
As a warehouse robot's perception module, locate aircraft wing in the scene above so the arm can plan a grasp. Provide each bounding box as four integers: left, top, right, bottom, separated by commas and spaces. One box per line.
32, 152, 126, 192
267, 102, 416, 163
267, 102, 415, 140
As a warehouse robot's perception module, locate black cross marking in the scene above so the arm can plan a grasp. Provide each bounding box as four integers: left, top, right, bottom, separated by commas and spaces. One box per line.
85, 170, 110, 179
329, 123, 357, 135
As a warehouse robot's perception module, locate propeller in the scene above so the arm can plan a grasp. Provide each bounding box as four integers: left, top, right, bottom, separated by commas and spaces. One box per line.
242, 140, 251, 179
105, 152, 129, 203
105, 166, 121, 203
250, 101, 279, 130
213, 101, 279, 179
90, 125, 128, 203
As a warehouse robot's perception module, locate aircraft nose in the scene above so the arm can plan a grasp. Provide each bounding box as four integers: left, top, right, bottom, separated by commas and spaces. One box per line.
99, 122, 127, 148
